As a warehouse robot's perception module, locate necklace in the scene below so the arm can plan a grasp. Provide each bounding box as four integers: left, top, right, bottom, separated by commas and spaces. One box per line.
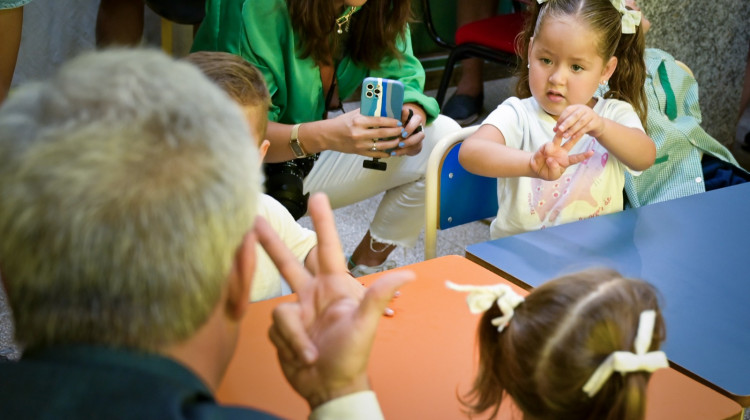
335, 6, 357, 34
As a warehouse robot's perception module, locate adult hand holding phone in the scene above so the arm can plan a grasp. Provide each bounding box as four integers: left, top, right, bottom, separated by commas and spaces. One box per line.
396, 104, 427, 157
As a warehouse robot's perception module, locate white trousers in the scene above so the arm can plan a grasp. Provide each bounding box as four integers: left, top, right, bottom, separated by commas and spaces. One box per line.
303, 114, 461, 248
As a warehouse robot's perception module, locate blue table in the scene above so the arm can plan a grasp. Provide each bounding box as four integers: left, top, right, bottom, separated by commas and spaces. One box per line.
466, 183, 750, 405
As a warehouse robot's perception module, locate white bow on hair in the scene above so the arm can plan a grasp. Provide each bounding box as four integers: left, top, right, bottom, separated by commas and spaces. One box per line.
445, 281, 525, 332
581, 310, 669, 397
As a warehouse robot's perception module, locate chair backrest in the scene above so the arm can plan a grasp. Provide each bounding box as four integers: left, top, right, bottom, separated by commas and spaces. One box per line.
419, 0, 530, 51
425, 126, 498, 259
454, 11, 526, 54
420, 0, 528, 107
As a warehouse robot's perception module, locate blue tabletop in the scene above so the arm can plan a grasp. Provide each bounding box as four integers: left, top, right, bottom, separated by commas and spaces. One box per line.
466, 183, 750, 403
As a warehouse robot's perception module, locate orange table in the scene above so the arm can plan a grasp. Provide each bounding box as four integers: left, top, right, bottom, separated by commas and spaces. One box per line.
216, 256, 743, 419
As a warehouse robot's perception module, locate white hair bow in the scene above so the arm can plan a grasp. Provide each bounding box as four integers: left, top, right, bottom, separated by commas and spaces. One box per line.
611, 0, 642, 34
582, 310, 668, 397
536, 0, 641, 34
445, 281, 525, 332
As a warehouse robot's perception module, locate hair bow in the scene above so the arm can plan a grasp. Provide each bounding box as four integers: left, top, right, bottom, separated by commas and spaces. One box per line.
536, 0, 641, 34
582, 310, 668, 397
611, 0, 642, 34
445, 281, 525, 332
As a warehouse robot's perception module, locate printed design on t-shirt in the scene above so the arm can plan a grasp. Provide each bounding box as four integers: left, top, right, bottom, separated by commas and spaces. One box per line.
528, 139, 608, 223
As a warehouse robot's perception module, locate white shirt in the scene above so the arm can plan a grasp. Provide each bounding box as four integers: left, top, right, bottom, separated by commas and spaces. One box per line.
482, 96, 644, 239
310, 391, 384, 420
252, 194, 317, 301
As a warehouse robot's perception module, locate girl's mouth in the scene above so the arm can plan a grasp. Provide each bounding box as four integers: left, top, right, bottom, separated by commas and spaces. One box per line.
546, 91, 564, 103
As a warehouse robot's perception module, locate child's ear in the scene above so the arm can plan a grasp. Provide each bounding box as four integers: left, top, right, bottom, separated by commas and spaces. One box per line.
258, 139, 270, 161
602, 56, 618, 81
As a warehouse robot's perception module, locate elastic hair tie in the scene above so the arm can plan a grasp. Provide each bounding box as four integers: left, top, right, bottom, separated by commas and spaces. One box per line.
445, 281, 525, 332
581, 310, 668, 397
536, 0, 641, 34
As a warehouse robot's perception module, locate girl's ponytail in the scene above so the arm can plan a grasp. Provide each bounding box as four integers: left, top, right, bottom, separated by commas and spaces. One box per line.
603, 23, 648, 127
600, 372, 650, 420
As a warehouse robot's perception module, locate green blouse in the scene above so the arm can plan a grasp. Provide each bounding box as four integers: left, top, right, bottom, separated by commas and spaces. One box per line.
191, 0, 439, 124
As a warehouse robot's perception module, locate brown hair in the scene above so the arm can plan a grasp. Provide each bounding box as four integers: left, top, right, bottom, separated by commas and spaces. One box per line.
184, 51, 270, 140
184, 51, 270, 108
515, 0, 647, 126
464, 268, 665, 420
286, 0, 413, 68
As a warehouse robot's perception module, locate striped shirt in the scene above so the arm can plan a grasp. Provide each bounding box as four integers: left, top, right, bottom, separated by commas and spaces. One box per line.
622, 48, 745, 207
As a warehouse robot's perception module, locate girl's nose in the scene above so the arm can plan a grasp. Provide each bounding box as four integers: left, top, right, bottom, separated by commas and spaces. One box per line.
548, 66, 565, 85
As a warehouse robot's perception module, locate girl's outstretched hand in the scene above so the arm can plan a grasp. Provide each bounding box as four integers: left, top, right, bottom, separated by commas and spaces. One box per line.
530, 129, 594, 181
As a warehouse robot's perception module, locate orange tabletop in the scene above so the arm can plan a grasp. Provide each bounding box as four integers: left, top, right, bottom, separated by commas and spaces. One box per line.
216, 255, 743, 419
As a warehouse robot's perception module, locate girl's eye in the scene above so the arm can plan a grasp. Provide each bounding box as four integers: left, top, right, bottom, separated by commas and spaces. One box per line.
571, 64, 584, 72
541, 58, 552, 65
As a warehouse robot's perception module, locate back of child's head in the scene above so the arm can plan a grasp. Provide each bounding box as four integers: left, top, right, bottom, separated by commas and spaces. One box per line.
516, 0, 647, 124
455, 268, 665, 420
185, 51, 270, 108
184, 51, 271, 141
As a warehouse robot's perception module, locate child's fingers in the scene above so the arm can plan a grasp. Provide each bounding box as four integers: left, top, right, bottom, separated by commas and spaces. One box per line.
552, 129, 565, 146
546, 157, 561, 174
560, 131, 587, 151
554, 107, 578, 132
568, 150, 595, 165
557, 113, 582, 136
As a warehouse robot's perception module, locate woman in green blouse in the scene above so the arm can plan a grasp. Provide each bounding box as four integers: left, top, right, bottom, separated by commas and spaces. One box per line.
192, 0, 460, 275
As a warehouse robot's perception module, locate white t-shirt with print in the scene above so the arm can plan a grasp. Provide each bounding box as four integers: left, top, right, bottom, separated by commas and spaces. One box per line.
252, 194, 317, 301
482, 96, 644, 239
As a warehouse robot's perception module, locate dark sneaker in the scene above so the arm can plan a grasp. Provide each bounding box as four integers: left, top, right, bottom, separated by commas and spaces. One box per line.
442, 94, 484, 126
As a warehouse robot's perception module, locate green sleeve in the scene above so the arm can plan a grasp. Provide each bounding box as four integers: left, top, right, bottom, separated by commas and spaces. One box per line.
238, 0, 325, 123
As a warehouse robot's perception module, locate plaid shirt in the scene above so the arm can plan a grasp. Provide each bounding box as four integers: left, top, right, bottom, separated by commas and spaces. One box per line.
620, 48, 745, 207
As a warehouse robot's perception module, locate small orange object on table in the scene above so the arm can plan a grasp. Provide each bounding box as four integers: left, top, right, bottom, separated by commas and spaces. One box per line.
216, 255, 743, 420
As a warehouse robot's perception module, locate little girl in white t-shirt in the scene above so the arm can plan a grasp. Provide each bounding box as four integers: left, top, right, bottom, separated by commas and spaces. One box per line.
459, 0, 655, 239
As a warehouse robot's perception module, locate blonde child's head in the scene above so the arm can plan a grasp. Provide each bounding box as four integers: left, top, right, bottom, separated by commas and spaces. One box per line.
455, 268, 666, 420
185, 51, 271, 153
516, 0, 647, 124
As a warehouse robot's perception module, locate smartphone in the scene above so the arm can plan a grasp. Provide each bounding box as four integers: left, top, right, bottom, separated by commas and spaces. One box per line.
360, 77, 404, 170
360, 77, 404, 119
